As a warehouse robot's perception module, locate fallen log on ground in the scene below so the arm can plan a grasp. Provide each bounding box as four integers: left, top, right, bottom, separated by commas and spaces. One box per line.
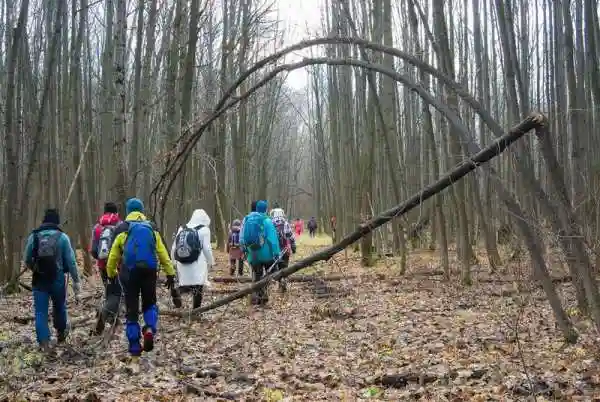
209, 274, 354, 284
160, 114, 542, 319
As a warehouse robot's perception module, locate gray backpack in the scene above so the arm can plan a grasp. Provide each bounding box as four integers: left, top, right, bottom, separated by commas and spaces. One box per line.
97, 226, 116, 260
174, 225, 203, 264
33, 231, 62, 282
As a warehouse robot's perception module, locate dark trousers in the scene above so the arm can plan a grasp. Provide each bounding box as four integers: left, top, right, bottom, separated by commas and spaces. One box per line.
95, 276, 124, 334
250, 262, 273, 304
178, 285, 204, 309
124, 267, 158, 355
94, 270, 124, 335
230, 259, 244, 276
100, 269, 108, 287
125, 267, 157, 324
277, 255, 289, 291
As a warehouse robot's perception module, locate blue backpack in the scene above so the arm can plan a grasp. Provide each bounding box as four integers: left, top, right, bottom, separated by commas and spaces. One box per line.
230, 230, 241, 247
123, 221, 158, 270
243, 213, 266, 251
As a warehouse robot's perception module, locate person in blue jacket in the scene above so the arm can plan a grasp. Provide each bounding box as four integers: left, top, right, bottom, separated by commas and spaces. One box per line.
241, 200, 281, 305
23, 208, 81, 350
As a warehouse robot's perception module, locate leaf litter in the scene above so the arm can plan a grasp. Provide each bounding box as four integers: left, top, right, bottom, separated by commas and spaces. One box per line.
0, 237, 599, 400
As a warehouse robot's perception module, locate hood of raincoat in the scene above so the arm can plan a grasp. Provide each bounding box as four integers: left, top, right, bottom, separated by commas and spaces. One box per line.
230, 219, 242, 231
99, 213, 121, 226
270, 208, 285, 219
187, 209, 211, 228
125, 211, 148, 222
256, 200, 268, 213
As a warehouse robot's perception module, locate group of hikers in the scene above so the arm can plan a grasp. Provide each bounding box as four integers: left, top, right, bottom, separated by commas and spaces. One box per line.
23, 198, 301, 357
296, 216, 318, 238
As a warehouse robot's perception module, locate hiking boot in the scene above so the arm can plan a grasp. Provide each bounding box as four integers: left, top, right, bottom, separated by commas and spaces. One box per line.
171, 288, 183, 308
192, 292, 203, 310
142, 326, 154, 352
39, 341, 51, 353
91, 317, 105, 336
129, 342, 143, 357
57, 330, 69, 344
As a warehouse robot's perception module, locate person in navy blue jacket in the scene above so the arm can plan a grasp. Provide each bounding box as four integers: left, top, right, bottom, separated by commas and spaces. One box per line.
23, 209, 81, 349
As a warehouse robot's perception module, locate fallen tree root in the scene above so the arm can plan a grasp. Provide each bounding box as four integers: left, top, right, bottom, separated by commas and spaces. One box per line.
160, 114, 540, 319
209, 274, 354, 284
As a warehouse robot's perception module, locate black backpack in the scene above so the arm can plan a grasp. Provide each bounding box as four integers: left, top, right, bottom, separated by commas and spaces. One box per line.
32, 230, 63, 284
174, 225, 203, 264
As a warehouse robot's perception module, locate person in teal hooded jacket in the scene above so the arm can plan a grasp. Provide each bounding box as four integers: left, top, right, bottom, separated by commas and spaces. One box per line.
23, 209, 81, 349
241, 200, 281, 305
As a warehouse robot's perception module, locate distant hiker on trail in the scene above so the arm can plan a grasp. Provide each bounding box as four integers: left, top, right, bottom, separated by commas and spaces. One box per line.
171, 209, 215, 310
227, 219, 244, 276
90, 202, 122, 286
105, 198, 176, 357
271, 208, 296, 292
23, 209, 81, 350
294, 218, 303, 237
307, 217, 318, 238
90, 202, 124, 336
241, 200, 281, 305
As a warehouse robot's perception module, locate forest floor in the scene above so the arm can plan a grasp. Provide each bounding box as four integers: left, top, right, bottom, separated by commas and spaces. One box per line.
0, 235, 599, 401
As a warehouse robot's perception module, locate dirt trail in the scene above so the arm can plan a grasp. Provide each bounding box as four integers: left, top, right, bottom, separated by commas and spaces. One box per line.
0, 237, 598, 400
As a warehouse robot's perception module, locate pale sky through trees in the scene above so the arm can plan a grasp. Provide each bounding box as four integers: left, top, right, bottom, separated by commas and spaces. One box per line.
276, 0, 323, 90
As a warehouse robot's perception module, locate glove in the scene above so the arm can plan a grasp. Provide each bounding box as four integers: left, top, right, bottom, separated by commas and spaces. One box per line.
165, 275, 176, 289
72, 281, 81, 301
170, 287, 182, 308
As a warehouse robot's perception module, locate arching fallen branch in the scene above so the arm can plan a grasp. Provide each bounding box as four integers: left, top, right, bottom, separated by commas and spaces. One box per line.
160, 114, 542, 319
150, 36, 491, 225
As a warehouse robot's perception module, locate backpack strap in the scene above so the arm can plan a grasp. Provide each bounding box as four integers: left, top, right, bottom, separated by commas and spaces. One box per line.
193, 225, 204, 249
34, 223, 63, 234
263, 216, 275, 257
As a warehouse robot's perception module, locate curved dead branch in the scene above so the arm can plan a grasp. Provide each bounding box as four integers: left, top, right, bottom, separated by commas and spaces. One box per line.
161, 113, 542, 318
149, 36, 508, 226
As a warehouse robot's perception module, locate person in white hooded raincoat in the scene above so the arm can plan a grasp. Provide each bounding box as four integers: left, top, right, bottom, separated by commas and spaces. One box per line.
170, 209, 215, 309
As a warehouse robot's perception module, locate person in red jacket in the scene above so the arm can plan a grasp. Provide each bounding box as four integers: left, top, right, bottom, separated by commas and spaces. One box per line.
90, 202, 123, 336
90, 202, 122, 286
294, 218, 303, 237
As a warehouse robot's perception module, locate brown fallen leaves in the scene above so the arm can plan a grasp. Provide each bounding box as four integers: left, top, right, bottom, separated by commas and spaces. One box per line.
0, 237, 600, 401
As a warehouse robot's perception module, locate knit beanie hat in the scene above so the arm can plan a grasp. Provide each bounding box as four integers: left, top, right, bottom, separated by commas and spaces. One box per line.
104, 202, 118, 214
42, 208, 60, 225
125, 198, 144, 215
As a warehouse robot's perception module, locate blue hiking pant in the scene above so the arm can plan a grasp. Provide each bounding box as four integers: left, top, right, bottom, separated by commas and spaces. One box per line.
33, 282, 68, 344
124, 267, 158, 355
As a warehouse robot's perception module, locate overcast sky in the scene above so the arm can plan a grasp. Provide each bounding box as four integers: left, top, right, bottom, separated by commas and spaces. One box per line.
275, 0, 323, 90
